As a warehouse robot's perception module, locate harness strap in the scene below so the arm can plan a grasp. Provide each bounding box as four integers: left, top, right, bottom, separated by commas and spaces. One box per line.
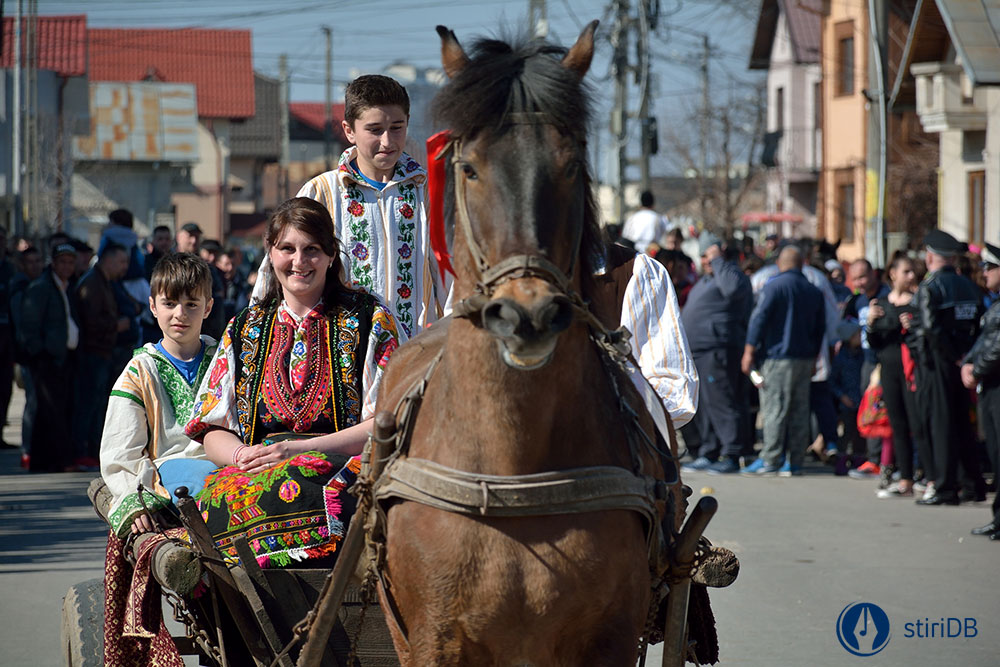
374, 457, 665, 536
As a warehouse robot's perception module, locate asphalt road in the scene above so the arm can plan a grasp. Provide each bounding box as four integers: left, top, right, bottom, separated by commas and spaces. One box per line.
1, 385, 997, 666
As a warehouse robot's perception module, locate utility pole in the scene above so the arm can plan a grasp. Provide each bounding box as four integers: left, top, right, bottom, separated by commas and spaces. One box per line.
279, 54, 290, 200
27, 0, 38, 228
611, 0, 629, 226
699, 33, 710, 227
865, 0, 888, 266
12, 0, 23, 236
322, 26, 333, 172
637, 0, 652, 194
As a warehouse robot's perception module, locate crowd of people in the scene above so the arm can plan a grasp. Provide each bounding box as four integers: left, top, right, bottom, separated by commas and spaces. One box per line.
619, 193, 1000, 541
0, 213, 253, 473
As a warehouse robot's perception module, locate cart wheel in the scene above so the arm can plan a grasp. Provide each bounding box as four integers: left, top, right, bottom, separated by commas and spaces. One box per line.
61, 578, 105, 667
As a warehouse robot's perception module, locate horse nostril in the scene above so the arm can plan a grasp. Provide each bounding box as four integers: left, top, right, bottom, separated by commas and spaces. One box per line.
481, 299, 527, 338
536, 296, 574, 335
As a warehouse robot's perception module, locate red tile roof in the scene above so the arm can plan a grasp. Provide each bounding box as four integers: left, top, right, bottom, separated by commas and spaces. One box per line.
290, 102, 348, 142
88, 27, 254, 119
1, 15, 87, 77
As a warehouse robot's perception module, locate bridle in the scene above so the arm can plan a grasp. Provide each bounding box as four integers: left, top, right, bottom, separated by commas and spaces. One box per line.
441, 112, 586, 315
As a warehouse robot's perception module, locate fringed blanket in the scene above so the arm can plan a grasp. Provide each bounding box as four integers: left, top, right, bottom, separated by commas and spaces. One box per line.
103, 529, 186, 667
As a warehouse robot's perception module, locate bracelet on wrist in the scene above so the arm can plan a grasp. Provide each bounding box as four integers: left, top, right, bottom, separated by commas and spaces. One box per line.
232, 445, 246, 466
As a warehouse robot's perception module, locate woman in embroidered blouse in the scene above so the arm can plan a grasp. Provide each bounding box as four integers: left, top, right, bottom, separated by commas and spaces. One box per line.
185, 197, 400, 567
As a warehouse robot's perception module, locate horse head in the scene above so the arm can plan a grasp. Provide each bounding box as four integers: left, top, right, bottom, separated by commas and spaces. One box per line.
434, 22, 603, 370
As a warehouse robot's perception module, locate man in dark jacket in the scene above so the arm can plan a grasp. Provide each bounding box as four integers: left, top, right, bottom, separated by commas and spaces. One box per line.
741, 245, 825, 476
72, 243, 129, 468
912, 230, 984, 505
18, 244, 79, 472
962, 242, 1000, 535
680, 233, 752, 474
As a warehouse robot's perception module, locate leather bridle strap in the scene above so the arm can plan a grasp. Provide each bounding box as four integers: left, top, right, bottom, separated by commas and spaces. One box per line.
449, 112, 582, 298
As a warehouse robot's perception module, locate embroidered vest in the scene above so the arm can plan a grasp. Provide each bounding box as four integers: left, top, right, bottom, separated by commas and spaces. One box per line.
229, 295, 376, 445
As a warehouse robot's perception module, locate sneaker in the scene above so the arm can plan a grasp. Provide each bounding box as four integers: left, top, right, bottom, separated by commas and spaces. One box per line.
741, 458, 779, 476
921, 482, 937, 501
681, 456, 713, 473
707, 458, 741, 475
912, 479, 928, 492
777, 461, 803, 477
876, 483, 914, 499
878, 464, 896, 489
848, 461, 881, 479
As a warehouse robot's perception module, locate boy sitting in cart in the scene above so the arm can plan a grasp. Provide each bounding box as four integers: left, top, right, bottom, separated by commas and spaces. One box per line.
100, 252, 218, 537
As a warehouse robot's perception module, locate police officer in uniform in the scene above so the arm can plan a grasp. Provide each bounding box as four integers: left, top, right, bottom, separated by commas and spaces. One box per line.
963, 242, 1000, 536
911, 230, 985, 505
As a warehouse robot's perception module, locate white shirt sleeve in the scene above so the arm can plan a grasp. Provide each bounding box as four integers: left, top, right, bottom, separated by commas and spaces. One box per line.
621, 253, 699, 427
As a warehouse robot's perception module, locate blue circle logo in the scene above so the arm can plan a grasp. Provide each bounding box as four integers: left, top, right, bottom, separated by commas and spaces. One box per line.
837, 602, 891, 657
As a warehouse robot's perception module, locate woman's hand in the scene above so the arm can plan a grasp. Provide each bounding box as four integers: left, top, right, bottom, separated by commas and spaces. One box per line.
898, 311, 914, 331
238, 442, 297, 475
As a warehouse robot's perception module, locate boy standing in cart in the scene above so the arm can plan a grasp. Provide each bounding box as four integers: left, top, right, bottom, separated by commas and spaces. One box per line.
255, 75, 444, 341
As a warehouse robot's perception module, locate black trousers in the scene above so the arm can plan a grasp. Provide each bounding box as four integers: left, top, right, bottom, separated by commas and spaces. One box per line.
916, 360, 984, 498
692, 347, 746, 460
879, 352, 925, 481
0, 327, 13, 439
979, 385, 1000, 521
27, 355, 75, 472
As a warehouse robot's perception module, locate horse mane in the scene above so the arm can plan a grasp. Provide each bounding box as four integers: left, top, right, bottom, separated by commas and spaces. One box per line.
433, 32, 607, 287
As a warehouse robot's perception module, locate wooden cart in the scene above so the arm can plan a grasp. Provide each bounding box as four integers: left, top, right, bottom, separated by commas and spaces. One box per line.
60, 478, 399, 667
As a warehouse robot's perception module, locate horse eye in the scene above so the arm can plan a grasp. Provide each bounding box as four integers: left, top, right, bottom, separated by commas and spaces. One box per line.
462, 163, 478, 180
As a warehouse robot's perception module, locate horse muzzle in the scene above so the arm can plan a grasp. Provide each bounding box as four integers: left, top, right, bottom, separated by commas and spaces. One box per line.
481, 293, 574, 370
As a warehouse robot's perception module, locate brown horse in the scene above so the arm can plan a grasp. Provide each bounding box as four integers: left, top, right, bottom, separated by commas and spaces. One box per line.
373, 23, 678, 666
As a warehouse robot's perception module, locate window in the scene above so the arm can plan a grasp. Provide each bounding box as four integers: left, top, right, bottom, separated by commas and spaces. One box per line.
968, 170, 985, 247
814, 81, 822, 128
775, 86, 784, 132
835, 22, 855, 96
835, 169, 855, 242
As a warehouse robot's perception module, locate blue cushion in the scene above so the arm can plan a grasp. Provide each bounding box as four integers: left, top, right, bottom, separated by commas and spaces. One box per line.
158, 459, 219, 503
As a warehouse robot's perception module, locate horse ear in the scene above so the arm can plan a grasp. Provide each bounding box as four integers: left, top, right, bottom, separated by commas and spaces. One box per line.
436, 25, 469, 79
561, 20, 599, 78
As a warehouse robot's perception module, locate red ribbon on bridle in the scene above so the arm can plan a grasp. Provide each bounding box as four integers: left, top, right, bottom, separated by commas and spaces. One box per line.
426, 130, 456, 283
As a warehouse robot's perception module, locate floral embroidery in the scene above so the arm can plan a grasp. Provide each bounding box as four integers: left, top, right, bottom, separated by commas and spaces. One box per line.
279, 479, 300, 502
399, 203, 414, 219
288, 453, 334, 475
261, 306, 332, 434
343, 182, 374, 290
371, 306, 400, 370
337, 309, 362, 425
196, 450, 359, 567
397, 284, 411, 299
399, 243, 412, 259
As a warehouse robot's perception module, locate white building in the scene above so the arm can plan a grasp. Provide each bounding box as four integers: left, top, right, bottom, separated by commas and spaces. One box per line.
749, 0, 822, 238
891, 0, 1000, 248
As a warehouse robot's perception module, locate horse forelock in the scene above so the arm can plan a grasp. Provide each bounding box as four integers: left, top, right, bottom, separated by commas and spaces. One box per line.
434, 32, 606, 290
